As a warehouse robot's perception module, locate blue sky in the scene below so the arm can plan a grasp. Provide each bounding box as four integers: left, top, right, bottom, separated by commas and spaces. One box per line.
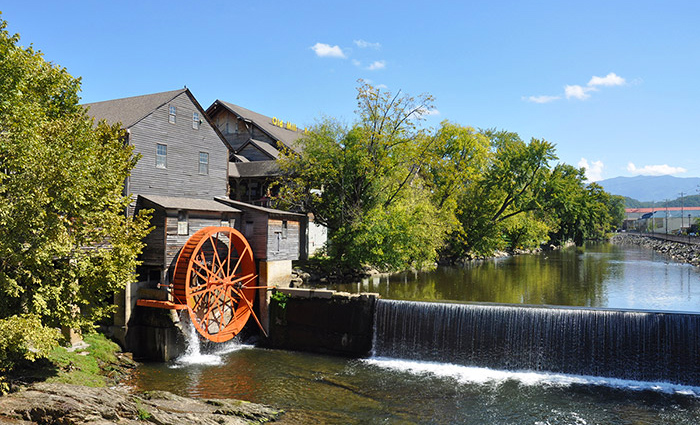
3, 1, 699, 181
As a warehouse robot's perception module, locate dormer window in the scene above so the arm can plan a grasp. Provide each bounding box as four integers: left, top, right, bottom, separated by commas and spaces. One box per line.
169, 105, 176, 124
192, 112, 200, 129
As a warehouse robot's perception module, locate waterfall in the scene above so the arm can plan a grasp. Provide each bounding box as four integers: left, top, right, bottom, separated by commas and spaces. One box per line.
172, 316, 224, 366
373, 299, 700, 386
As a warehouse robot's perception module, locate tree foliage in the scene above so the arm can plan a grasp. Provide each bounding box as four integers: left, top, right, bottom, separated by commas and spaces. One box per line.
0, 17, 151, 365
277, 83, 623, 272
277, 81, 446, 271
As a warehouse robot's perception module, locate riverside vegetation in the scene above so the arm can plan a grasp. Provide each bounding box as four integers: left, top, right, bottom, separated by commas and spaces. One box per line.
276, 82, 626, 277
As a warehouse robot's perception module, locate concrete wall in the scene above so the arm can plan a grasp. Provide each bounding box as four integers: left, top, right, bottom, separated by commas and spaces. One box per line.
266, 288, 379, 357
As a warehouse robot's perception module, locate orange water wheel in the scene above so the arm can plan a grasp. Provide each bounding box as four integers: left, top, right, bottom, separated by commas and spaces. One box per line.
170, 226, 266, 343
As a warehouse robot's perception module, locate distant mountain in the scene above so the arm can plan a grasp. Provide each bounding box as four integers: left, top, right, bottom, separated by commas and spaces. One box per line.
597, 175, 700, 203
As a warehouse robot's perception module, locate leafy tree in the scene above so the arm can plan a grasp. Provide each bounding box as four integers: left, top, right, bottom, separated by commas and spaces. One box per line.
277, 82, 447, 271
451, 130, 557, 255
0, 17, 151, 366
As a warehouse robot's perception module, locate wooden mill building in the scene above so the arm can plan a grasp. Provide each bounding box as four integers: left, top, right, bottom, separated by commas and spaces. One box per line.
206, 100, 305, 205
84, 88, 321, 352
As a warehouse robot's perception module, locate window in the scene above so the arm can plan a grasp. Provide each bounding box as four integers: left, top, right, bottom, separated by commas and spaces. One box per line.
199, 152, 209, 175
156, 144, 167, 168
192, 112, 200, 129
177, 210, 188, 235
282, 221, 288, 239
169, 105, 176, 124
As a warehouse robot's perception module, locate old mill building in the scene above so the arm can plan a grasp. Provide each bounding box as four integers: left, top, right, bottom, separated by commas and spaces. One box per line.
84, 88, 325, 354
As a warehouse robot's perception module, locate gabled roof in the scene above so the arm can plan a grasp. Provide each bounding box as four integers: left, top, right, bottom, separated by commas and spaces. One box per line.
139, 195, 241, 213
207, 100, 304, 153
237, 139, 281, 159
83, 89, 186, 128
229, 160, 280, 178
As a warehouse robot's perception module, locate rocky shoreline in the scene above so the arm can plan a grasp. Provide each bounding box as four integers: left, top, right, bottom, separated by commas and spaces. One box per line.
0, 382, 283, 424
610, 233, 700, 266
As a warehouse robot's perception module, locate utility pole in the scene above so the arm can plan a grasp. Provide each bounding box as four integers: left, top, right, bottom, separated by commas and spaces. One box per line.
665, 199, 669, 235
651, 200, 655, 234
680, 192, 686, 232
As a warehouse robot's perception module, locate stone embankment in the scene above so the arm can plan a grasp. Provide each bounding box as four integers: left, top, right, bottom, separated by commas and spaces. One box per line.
0, 382, 282, 425
610, 233, 700, 266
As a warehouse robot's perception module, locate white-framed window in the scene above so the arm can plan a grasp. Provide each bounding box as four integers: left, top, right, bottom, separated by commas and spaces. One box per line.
282, 220, 288, 239
156, 143, 167, 168
177, 210, 188, 235
169, 105, 176, 124
192, 112, 200, 129
199, 152, 209, 175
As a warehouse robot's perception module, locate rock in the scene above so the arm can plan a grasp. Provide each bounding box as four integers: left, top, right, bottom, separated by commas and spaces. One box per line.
0, 383, 283, 425
610, 234, 700, 267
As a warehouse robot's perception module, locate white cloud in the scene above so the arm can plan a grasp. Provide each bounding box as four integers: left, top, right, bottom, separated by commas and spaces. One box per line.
352, 59, 362, 67
524, 95, 561, 104
367, 60, 386, 70
311, 42, 346, 58
578, 158, 604, 181
527, 72, 628, 103
354, 39, 381, 49
376, 84, 388, 89
565, 84, 596, 100
588, 72, 626, 87
626, 162, 687, 176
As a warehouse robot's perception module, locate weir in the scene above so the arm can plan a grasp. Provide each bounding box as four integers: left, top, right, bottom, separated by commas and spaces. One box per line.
373, 299, 700, 386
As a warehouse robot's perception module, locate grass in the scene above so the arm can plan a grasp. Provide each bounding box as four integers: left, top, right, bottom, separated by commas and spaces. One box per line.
8, 333, 132, 388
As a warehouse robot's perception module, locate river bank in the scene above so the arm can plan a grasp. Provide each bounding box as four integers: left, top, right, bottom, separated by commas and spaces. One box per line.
610, 233, 700, 266
0, 333, 283, 424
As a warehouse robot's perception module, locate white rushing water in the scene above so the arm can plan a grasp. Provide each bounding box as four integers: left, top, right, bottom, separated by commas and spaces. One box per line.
365, 357, 700, 396
170, 318, 252, 368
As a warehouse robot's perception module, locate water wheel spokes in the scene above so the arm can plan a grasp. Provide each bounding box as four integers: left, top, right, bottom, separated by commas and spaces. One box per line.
171, 226, 263, 343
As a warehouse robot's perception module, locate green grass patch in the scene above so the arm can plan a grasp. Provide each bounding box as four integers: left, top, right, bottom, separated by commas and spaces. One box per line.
45, 333, 125, 387
6, 333, 129, 388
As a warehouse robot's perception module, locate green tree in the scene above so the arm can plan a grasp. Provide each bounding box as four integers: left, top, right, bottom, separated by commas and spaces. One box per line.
277, 82, 447, 271
544, 164, 616, 245
452, 130, 557, 255
0, 17, 151, 366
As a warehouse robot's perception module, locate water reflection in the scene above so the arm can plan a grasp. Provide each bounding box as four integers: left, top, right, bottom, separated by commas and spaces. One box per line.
334, 243, 700, 311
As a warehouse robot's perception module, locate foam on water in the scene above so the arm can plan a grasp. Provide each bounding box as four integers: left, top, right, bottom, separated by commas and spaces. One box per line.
365, 356, 700, 396
170, 320, 252, 368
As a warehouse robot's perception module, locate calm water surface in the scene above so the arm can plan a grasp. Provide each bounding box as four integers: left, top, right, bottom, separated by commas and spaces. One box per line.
129, 242, 700, 424
335, 242, 700, 311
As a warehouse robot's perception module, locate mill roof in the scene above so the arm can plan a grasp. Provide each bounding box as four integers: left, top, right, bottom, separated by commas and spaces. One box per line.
215, 197, 305, 219
229, 160, 281, 178
83, 89, 187, 128
139, 195, 241, 213
238, 139, 281, 159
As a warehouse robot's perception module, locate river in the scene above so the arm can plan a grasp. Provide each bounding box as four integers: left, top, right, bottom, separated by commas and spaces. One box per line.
128, 242, 700, 424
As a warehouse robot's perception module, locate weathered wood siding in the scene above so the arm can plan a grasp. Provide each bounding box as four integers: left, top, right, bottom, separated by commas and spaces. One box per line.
138, 207, 166, 267
237, 209, 269, 260
128, 92, 229, 200
214, 110, 276, 153
163, 210, 239, 268
266, 219, 300, 261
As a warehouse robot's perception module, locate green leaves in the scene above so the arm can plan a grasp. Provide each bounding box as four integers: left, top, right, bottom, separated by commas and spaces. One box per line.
0, 16, 151, 344
276, 81, 623, 271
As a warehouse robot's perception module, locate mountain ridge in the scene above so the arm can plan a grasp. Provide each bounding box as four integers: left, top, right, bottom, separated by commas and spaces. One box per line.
597, 175, 700, 203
